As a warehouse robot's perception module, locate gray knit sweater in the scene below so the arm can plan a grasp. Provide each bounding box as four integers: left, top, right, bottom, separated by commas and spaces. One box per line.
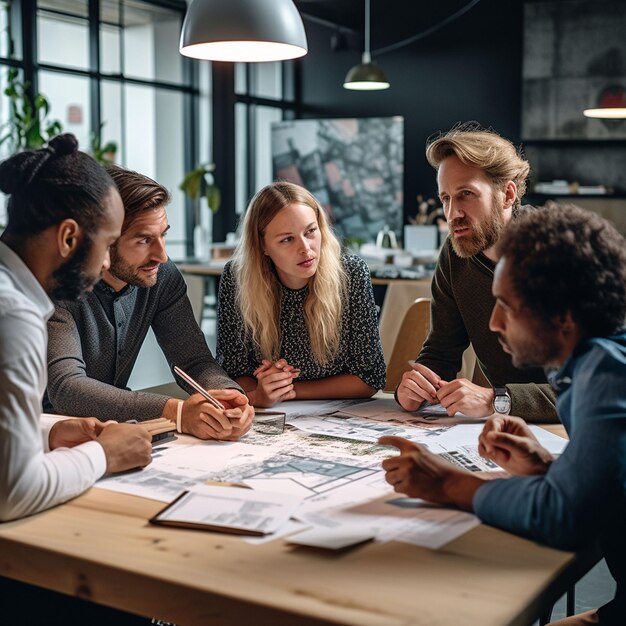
45, 259, 240, 422
416, 232, 558, 423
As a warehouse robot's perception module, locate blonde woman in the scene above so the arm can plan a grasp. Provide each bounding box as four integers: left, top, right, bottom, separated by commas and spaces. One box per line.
216, 182, 386, 408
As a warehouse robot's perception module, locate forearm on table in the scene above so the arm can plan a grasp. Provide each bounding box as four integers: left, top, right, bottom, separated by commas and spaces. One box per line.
293, 374, 376, 400
508, 383, 559, 423
48, 376, 168, 422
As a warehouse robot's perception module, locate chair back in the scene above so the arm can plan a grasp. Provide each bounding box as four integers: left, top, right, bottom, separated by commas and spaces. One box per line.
384, 298, 431, 393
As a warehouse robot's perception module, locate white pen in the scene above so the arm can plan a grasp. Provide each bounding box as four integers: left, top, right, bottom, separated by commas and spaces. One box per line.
173, 365, 225, 410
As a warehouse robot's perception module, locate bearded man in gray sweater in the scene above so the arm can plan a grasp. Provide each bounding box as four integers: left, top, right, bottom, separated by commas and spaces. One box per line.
396, 123, 557, 422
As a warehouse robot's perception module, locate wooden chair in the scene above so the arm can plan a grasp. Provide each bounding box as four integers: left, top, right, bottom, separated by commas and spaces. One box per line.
384, 297, 493, 393
384, 298, 431, 392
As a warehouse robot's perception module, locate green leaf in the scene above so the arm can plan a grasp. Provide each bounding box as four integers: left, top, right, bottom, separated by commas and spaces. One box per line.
206, 183, 221, 213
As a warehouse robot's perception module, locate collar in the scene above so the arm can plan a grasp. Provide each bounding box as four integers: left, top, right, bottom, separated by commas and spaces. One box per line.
95, 279, 135, 299
0, 240, 54, 320
546, 338, 593, 393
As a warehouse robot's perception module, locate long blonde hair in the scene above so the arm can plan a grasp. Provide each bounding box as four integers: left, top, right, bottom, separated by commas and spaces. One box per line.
232, 182, 346, 366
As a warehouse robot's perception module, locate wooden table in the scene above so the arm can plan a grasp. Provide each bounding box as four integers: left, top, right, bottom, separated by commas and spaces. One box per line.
0, 426, 597, 626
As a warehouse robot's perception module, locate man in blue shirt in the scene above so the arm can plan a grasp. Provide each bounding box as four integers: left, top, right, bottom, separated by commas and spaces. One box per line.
380, 204, 626, 625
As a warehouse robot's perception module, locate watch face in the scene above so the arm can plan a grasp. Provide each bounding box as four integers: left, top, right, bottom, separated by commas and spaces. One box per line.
494, 395, 511, 414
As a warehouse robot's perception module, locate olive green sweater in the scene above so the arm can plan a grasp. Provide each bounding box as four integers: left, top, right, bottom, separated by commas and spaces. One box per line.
415, 237, 558, 423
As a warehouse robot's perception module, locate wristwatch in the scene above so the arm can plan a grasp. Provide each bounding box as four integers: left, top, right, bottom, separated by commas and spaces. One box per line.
493, 386, 511, 415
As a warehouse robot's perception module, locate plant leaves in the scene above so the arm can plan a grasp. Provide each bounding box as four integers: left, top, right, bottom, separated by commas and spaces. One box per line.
206, 183, 221, 213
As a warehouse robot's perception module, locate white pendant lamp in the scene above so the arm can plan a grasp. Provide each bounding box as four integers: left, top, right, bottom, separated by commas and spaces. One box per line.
343, 0, 389, 90
180, 0, 308, 63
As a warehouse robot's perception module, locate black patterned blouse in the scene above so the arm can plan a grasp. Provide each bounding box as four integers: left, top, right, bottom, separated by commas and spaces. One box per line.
216, 254, 386, 390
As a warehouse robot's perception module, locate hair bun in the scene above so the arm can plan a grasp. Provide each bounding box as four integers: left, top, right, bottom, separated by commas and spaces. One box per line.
47, 133, 79, 156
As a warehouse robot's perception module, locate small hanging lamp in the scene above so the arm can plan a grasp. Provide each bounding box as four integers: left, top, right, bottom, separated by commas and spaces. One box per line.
343, 0, 389, 90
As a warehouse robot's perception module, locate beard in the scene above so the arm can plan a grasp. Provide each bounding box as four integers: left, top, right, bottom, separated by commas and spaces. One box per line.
497, 322, 562, 370
449, 197, 506, 258
50, 236, 99, 301
108, 244, 159, 288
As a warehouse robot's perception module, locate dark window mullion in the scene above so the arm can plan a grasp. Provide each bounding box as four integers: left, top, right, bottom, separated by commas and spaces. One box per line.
88, 0, 100, 138
22, 0, 37, 95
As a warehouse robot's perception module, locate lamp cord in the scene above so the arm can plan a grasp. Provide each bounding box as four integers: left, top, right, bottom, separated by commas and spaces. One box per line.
372, 0, 482, 57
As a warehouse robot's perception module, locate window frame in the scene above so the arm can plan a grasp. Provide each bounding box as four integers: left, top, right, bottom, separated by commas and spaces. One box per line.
0, 0, 199, 256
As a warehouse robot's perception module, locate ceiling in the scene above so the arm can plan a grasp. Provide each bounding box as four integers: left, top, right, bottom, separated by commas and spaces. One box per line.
293, 0, 573, 51
293, 0, 491, 43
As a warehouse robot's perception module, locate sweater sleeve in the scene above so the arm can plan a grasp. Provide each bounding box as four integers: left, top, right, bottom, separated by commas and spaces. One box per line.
342, 255, 386, 389
47, 304, 170, 421
151, 263, 242, 393
506, 382, 558, 423
416, 242, 469, 381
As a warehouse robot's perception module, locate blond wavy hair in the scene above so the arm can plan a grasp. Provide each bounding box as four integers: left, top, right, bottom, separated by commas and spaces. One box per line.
426, 122, 530, 209
232, 182, 346, 366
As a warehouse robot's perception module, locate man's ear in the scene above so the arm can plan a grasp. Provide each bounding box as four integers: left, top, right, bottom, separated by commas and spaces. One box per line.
503, 181, 517, 209
56, 219, 83, 259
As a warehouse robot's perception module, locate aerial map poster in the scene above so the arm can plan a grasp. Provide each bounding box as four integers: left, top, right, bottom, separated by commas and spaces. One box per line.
271, 116, 404, 243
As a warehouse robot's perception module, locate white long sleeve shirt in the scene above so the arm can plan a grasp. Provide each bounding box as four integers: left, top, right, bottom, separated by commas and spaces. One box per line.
0, 241, 106, 521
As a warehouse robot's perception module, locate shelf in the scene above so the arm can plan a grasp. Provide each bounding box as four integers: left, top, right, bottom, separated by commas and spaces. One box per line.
528, 193, 626, 200
522, 139, 626, 147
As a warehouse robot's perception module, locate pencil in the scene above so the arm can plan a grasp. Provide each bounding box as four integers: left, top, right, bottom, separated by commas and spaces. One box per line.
173, 366, 225, 410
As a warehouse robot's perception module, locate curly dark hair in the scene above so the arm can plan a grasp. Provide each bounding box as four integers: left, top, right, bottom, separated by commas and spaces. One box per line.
496, 204, 626, 338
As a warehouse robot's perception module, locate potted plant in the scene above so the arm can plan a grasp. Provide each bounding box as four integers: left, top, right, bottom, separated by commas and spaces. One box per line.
0, 68, 63, 153
89, 122, 117, 165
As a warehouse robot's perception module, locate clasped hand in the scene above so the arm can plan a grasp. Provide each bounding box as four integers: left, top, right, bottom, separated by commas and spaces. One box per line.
397, 363, 495, 417
250, 359, 301, 407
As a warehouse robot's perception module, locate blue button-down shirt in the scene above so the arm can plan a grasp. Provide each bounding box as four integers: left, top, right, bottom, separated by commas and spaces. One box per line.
474, 331, 626, 624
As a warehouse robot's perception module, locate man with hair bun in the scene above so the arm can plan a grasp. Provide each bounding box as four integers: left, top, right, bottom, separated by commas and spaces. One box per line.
0, 134, 152, 520
382, 204, 626, 625
397, 122, 558, 422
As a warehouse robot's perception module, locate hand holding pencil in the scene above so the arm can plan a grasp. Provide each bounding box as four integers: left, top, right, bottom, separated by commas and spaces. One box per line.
172, 366, 254, 440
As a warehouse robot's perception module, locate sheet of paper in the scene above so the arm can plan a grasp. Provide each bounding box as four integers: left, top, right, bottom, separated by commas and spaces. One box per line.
529, 425, 568, 455
98, 440, 278, 502
299, 493, 480, 550
273, 398, 374, 423
290, 414, 456, 451
337, 397, 476, 424
154, 484, 302, 535
287, 526, 375, 550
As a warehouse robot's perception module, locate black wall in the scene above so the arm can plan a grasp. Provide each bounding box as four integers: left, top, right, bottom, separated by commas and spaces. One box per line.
297, 0, 525, 225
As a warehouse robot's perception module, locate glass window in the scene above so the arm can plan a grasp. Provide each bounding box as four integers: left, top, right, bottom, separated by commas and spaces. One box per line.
253, 62, 282, 100
255, 106, 282, 191
101, 0, 183, 84
37, 8, 89, 70
38, 70, 90, 150
235, 102, 248, 214
0, 0, 19, 59
106, 82, 186, 259
0, 65, 21, 160
100, 21, 121, 74
100, 80, 124, 163
235, 63, 247, 95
